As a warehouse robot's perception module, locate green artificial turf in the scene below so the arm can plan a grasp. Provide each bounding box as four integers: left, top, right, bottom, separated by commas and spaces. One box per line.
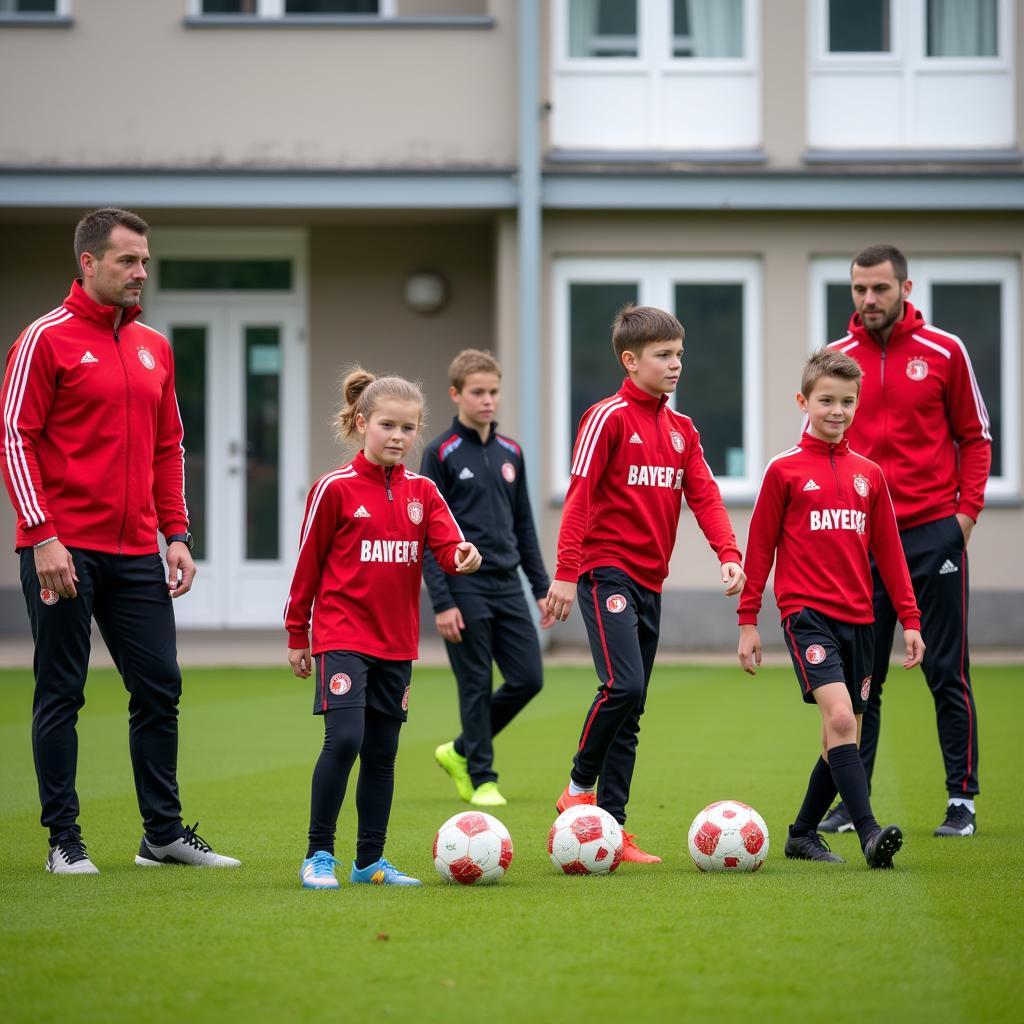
1, 663, 1021, 1023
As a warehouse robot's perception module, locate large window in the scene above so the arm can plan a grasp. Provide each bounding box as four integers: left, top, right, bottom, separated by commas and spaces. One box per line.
809, 0, 1014, 150
552, 0, 759, 151
810, 258, 1020, 498
553, 258, 762, 499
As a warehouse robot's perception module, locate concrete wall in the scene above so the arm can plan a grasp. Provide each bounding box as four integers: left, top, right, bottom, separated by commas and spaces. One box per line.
0, 0, 516, 170
306, 220, 496, 477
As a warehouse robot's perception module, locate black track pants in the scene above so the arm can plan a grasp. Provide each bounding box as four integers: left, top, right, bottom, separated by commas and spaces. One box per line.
860, 515, 979, 797
447, 588, 543, 786
572, 568, 660, 826
20, 547, 183, 845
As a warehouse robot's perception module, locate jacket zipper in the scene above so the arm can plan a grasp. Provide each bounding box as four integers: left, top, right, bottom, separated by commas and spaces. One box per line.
879, 342, 889, 481
828, 444, 842, 496
113, 325, 131, 554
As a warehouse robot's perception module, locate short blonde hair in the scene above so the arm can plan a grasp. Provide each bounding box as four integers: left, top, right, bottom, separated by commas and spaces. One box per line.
448, 349, 501, 391
801, 348, 863, 397
334, 367, 426, 444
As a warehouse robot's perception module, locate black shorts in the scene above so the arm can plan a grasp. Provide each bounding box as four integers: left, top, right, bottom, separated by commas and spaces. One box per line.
781, 608, 874, 713
313, 650, 412, 722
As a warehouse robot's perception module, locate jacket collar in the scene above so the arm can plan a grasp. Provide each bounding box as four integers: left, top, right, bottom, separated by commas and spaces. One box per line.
447, 415, 497, 445
351, 449, 407, 482
618, 376, 670, 412
847, 300, 924, 350
63, 280, 143, 332
799, 430, 850, 457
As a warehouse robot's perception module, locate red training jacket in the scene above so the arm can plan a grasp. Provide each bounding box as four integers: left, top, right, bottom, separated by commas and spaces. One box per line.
828, 302, 991, 530
1, 281, 187, 554
738, 433, 921, 631
555, 377, 741, 593
285, 451, 466, 660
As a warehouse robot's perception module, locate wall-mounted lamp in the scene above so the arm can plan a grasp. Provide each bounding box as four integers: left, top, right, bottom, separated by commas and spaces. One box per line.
403, 271, 448, 315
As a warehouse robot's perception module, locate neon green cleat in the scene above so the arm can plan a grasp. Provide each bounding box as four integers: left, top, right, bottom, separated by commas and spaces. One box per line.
470, 781, 508, 807
434, 741, 473, 802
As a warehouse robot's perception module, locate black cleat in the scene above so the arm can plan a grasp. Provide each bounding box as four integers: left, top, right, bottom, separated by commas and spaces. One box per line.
934, 804, 976, 837
818, 802, 855, 833
863, 824, 903, 869
784, 831, 845, 863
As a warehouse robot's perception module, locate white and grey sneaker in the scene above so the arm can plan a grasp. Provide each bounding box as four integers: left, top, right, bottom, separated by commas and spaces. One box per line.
47, 836, 100, 875
934, 803, 977, 837
135, 821, 241, 868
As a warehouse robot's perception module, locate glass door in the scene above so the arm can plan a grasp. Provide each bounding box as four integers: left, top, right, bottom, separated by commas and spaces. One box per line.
148, 299, 307, 627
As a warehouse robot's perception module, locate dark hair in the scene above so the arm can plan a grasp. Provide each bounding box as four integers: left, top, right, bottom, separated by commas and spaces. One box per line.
611, 304, 684, 366
851, 243, 908, 282
334, 367, 425, 445
801, 347, 863, 398
448, 349, 501, 391
73, 208, 149, 266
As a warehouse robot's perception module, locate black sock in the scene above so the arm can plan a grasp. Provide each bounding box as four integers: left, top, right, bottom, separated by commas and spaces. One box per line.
790, 756, 838, 837
827, 743, 878, 846
453, 737, 465, 757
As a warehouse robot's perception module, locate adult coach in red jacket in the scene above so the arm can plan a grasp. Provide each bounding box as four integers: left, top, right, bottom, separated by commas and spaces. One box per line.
821, 244, 991, 838
1, 208, 238, 873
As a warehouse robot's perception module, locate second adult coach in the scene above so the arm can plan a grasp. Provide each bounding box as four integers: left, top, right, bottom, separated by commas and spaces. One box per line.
821, 243, 991, 838
1, 208, 239, 873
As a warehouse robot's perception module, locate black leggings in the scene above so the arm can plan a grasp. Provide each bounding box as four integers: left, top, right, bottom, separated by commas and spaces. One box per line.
307, 706, 403, 867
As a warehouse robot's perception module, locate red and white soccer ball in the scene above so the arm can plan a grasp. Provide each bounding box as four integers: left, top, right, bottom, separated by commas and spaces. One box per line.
548, 805, 624, 876
433, 811, 513, 885
686, 800, 769, 872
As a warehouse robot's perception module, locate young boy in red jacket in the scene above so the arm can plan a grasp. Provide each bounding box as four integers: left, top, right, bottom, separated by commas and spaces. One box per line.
738, 348, 925, 869
546, 304, 745, 863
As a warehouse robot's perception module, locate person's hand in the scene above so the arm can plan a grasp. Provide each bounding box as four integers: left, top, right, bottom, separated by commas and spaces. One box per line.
903, 629, 925, 669
289, 647, 312, 678
955, 513, 975, 546
722, 561, 745, 597
454, 542, 481, 574
34, 540, 78, 599
436, 607, 465, 643
545, 579, 577, 622
537, 597, 556, 630
166, 541, 196, 598
738, 624, 762, 675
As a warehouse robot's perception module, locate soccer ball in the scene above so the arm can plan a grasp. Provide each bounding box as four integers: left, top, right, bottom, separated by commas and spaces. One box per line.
433, 811, 513, 885
686, 800, 769, 872
548, 805, 624, 876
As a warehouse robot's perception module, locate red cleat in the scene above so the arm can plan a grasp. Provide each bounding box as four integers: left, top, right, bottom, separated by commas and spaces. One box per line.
620, 831, 662, 864
555, 786, 597, 814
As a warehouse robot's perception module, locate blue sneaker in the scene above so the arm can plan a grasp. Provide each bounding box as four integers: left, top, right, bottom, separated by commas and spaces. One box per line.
299, 850, 339, 890
349, 857, 421, 886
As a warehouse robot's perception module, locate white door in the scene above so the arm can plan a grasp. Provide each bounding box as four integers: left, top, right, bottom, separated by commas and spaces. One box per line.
144, 233, 308, 627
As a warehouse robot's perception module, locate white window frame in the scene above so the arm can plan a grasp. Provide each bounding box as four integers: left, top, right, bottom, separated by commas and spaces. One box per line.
188, 0, 395, 16
810, 257, 1020, 499
555, 0, 757, 72
553, 256, 763, 501
811, 0, 1011, 69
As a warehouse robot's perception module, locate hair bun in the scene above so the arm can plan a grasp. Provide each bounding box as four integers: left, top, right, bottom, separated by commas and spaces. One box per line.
342, 368, 376, 406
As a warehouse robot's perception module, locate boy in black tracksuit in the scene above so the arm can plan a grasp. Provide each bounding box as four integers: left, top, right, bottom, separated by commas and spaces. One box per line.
421, 350, 553, 807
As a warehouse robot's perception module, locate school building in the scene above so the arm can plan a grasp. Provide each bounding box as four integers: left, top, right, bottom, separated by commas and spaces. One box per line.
1, 0, 1021, 648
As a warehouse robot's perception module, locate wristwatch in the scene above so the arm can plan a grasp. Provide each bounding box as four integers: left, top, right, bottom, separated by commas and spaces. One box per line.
167, 532, 194, 551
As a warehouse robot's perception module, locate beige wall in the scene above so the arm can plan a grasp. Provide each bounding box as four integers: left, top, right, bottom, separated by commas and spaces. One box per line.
307, 221, 495, 476
537, 210, 1024, 592
0, 0, 517, 170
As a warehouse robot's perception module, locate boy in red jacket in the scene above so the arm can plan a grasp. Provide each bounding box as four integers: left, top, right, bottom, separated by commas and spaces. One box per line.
546, 305, 745, 862
738, 348, 925, 869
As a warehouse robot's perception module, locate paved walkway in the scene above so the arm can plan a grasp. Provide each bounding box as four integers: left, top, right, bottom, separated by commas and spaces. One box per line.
1, 629, 1020, 670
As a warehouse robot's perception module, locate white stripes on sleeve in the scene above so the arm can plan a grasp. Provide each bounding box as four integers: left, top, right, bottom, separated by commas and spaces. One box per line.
3, 307, 73, 528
